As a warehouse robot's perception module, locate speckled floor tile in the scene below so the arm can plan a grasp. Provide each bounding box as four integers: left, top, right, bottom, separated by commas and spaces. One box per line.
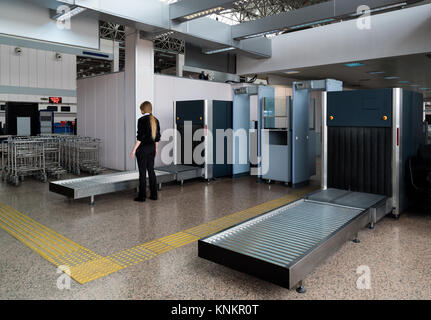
0, 172, 430, 300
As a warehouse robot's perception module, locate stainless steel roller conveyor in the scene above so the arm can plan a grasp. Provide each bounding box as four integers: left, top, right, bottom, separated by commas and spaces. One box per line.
49, 170, 175, 205
198, 188, 391, 292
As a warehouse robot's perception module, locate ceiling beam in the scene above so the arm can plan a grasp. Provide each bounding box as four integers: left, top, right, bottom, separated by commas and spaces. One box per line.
170, 0, 237, 22
231, 0, 424, 40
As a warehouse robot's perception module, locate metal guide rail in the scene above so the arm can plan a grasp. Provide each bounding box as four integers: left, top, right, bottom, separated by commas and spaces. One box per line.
198, 188, 389, 292
49, 165, 203, 205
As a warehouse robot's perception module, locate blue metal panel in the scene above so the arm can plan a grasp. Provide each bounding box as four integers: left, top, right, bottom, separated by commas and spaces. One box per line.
233, 93, 250, 175
213, 100, 233, 178
400, 90, 424, 211
292, 89, 310, 185
327, 89, 392, 127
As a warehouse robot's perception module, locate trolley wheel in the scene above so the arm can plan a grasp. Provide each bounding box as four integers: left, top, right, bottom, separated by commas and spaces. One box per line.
12, 176, 20, 187
40, 174, 47, 183
266, 179, 272, 184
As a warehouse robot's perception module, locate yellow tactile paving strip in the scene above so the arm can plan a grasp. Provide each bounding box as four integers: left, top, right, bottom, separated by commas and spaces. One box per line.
0, 186, 317, 284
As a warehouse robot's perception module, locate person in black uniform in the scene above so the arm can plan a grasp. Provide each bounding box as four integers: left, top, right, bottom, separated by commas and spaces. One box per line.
130, 101, 161, 202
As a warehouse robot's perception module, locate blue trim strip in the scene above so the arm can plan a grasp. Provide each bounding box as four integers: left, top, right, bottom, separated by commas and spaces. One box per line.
82, 51, 110, 58
0, 85, 76, 97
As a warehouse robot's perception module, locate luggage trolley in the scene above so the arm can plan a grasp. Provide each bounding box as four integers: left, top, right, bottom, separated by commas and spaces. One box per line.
6, 137, 47, 186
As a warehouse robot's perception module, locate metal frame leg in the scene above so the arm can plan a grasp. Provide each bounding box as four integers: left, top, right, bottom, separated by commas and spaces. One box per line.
295, 281, 306, 294
369, 222, 375, 230
90, 195, 95, 206
353, 234, 360, 243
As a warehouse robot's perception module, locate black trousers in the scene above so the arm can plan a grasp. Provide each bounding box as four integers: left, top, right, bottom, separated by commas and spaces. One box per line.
136, 149, 157, 199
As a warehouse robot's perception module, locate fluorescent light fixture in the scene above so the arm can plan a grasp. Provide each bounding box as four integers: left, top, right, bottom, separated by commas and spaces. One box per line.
184, 7, 224, 20
289, 18, 335, 30
55, 6, 87, 21
410, 84, 420, 87
242, 30, 282, 40
350, 2, 407, 16
399, 81, 409, 84
345, 62, 365, 67
384, 76, 400, 80
368, 71, 385, 75
284, 70, 300, 75
204, 47, 235, 54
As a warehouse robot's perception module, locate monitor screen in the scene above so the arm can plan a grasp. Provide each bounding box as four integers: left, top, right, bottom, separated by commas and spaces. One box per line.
49, 97, 62, 104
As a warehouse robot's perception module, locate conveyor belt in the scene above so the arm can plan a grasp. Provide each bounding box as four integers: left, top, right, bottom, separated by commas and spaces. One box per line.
49, 170, 175, 204
198, 188, 389, 291
156, 165, 203, 184
49, 164, 204, 204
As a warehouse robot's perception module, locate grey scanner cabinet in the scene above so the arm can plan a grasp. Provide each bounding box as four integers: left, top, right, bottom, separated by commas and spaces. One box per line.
262, 97, 291, 183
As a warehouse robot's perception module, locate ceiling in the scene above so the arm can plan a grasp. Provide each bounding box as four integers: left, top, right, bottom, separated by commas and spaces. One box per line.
266, 53, 431, 100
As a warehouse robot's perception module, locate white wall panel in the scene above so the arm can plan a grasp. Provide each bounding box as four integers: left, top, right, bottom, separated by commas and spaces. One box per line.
9, 46, 19, 86
19, 47, 29, 87
77, 72, 125, 170
36, 50, 46, 89
28, 48, 37, 88
0, 44, 76, 95
0, 45, 10, 86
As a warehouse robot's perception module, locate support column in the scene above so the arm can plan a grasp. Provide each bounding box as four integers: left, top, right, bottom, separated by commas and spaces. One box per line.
112, 41, 120, 72
125, 28, 154, 170
176, 53, 185, 77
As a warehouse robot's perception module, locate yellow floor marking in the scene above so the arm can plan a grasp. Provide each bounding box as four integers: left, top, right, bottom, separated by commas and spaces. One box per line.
0, 185, 318, 284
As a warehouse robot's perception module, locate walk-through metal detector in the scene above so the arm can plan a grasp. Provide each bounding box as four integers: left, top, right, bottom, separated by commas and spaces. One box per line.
199, 88, 423, 292
169, 99, 233, 181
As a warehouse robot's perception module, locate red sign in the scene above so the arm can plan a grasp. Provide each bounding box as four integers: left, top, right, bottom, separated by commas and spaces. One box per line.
49, 97, 62, 104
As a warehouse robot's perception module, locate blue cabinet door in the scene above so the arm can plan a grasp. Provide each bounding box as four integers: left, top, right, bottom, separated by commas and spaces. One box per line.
292, 89, 310, 186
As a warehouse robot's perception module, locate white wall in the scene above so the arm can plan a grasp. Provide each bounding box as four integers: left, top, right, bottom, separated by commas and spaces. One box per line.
153, 74, 233, 167
0, 43, 77, 126
77, 72, 125, 171
0, 44, 76, 91
237, 4, 431, 75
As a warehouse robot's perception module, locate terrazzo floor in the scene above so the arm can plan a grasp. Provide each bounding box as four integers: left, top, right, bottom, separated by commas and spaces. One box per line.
0, 172, 430, 300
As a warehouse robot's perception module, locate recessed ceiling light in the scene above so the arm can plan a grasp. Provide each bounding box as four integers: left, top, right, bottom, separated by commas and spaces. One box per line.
345, 62, 365, 67
284, 70, 300, 74
384, 76, 400, 80
368, 71, 386, 75
410, 84, 420, 87
204, 47, 235, 54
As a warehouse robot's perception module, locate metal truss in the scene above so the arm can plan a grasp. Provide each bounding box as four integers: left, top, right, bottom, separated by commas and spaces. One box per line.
212, 0, 328, 25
